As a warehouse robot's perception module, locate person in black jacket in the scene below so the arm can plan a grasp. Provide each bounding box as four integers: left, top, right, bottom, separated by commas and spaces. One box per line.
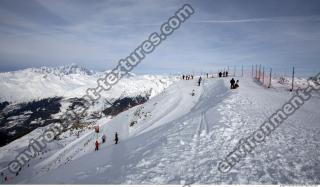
230, 78, 235, 89
198, 76, 202, 86
102, 134, 106, 143
114, 132, 119, 144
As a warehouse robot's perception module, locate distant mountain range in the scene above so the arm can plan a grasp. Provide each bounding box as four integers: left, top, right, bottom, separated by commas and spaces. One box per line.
20, 63, 95, 76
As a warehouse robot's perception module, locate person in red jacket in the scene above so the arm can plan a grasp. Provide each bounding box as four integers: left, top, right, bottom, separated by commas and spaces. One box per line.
95, 140, 99, 151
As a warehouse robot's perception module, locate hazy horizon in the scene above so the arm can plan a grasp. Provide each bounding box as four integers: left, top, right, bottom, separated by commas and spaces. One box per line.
0, 62, 318, 78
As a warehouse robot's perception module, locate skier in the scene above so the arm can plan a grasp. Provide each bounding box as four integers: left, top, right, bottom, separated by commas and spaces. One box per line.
182, 75, 185, 80
226, 71, 229, 77
230, 78, 235, 89
223, 71, 226, 77
191, 89, 195, 96
102, 134, 106, 143
198, 76, 202, 86
206, 73, 209, 78
219, 72, 222, 78
95, 140, 99, 151
114, 132, 119, 144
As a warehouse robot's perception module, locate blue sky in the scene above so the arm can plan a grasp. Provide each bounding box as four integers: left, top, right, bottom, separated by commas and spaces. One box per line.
0, 0, 320, 76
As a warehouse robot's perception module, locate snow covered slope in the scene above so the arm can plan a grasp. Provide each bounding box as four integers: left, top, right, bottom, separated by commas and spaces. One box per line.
3, 76, 320, 184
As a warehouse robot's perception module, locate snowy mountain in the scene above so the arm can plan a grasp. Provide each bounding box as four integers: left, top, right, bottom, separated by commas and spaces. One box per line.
1, 75, 319, 184
0, 64, 91, 102
0, 65, 174, 102
0, 66, 176, 147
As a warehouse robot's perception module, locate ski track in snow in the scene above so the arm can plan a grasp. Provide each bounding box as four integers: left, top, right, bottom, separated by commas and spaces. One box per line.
4, 77, 320, 184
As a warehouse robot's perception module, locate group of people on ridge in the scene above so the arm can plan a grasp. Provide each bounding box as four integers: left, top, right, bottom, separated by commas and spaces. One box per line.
182, 74, 194, 80
95, 132, 119, 151
182, 74, 202, 87
181, 71, 240, 96
218, 71, 229, 78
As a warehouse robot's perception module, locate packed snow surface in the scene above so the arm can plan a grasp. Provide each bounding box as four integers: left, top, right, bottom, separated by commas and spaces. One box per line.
1, 76, 320, 184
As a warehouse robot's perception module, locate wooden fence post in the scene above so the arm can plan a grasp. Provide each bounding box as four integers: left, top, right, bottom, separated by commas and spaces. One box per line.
259, 64, 261, 80
252, 65, 254, 77
262, 66, 265, 85
242, 65, 244, 77
268, 68, 272, 88
290, 67, 295, 91
255, 65, 258, 79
